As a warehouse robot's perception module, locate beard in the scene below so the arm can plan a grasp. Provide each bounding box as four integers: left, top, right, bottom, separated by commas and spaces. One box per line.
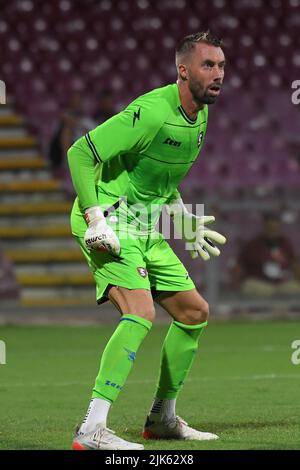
188, 75, 218, 105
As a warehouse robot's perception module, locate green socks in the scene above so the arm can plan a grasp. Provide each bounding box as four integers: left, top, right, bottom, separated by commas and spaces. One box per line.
92, 315, 206, 404
92, 314, 152, 402
155, 320, 207, 399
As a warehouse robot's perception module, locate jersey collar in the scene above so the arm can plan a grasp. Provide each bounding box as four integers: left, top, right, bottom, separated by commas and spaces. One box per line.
178, 105, 198, 124
174, 83, 201, 125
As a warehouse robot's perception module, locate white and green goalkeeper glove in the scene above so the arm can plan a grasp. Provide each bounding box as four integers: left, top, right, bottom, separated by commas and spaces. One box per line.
84, 206, 121, 256
167, 198, 226, 261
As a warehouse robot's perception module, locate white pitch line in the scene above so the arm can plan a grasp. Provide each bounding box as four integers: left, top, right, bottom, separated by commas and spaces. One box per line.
3, 345, 289, 357
1, 373, 299, 389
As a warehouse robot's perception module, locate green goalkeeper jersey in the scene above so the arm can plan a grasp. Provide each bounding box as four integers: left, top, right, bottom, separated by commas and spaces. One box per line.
68, 83, 208, 234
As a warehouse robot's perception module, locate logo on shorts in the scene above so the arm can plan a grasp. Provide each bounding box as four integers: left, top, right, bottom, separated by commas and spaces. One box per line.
137, 267, 148, 278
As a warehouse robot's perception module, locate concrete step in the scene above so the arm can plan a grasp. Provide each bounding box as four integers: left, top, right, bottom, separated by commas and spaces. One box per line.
15, 263, 89, 276
0, 115, 23, 126
0, 136, 37, 148
0, 169, 51, 182
0, 201, 72, 216
0, 192, 68, 204
0, 225, 71, 238
0, 148, 40, 157
0, 105, 14, 116
2, 238, 79, 251
17, 272, 94, 286
0, 180, 61, 193
20, 286, 96, 307
0, 158, 46, 170
21, 296, 96, 307
7, 249, 83, 263
0, 128, 27, 137
0, 214, 70, 227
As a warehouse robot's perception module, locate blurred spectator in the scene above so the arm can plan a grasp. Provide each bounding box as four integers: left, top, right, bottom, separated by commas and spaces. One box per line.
0, 245, 20, 304
232, 213, 300, 297
48, 92, 95, 193
93, 90, 115, 125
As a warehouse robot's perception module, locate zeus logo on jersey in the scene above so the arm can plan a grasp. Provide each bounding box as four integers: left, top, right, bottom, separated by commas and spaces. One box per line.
132, 107, 141, 127
163, 137, 182, 147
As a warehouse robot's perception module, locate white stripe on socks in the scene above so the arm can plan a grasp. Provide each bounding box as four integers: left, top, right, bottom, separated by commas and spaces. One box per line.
80, 398, 111, 434
150, 398, 176, 422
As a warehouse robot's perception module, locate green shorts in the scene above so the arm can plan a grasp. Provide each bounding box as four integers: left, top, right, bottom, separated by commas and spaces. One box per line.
76, 233, 194, 303
71, 196, 195, 303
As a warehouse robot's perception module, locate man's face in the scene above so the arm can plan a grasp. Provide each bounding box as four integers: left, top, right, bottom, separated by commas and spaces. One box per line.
181, 43, 225, 105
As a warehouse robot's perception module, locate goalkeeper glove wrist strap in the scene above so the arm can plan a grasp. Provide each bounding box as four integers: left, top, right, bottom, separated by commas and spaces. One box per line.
84, 206, 105, 225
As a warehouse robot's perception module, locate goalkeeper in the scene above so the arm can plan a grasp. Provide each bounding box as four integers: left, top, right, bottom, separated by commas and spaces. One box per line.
68, 31, 226, 451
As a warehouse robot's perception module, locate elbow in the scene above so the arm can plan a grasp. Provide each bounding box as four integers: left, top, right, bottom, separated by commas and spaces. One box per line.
67, 145, 74, 158
67, 145, 77, 165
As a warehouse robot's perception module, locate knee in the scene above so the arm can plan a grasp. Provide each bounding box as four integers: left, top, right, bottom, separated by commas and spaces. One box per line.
183, 299, 209, 325
138, 305, 156, 323
108, 287, 156, 323
122, 305, 156, 324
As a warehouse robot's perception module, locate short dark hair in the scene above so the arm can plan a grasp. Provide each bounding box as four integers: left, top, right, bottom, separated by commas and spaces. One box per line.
175, 31, 223, 67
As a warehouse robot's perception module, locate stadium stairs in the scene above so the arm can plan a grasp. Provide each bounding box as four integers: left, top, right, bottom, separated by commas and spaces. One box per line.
0, 97, 96, 307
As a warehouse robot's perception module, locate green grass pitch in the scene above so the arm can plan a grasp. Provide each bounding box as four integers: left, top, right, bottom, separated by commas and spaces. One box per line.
0, 320, 299, 450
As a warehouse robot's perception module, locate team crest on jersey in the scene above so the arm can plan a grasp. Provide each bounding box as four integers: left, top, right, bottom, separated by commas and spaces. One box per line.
197, 131, 204, 147
137, 267, 148, 278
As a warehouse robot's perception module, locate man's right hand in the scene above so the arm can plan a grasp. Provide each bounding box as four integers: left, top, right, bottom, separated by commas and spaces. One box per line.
84, 206, 121, 256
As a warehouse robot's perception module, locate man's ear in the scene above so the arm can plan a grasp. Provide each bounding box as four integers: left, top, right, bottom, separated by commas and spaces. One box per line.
178, 64, 188, 81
